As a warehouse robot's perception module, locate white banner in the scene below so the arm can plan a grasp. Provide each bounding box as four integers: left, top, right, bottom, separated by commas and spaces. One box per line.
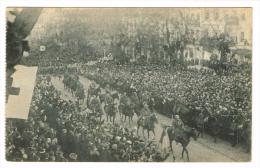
6, 65, 38, 119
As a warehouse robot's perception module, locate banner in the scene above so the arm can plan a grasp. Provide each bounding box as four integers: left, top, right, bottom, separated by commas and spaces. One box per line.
6, 65, 38, 119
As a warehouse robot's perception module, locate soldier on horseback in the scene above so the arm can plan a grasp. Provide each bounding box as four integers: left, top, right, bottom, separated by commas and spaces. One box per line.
196, 111, 207, 138
170, 114, 185, 144
137, 111, 158, 139
138, 101, 151, 123
171, 114, 184, 129
89, 94, 103, 121
119, 92, 133, 121
103, 91, 117, 124
105, 91, 113, 106
112, 92, 120, 114
130, 91, 140, 116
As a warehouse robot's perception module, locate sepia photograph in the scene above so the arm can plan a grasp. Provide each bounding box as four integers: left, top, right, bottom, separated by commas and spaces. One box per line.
4, 7, 253, 163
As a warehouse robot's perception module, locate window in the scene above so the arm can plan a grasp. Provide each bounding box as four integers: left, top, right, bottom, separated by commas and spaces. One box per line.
205, 11, 209, 20
225, 14, 229, 19
197, 13, 200, 20
241, 13, 245, 20
215, 12, 219, 20
240, 32, 245, 41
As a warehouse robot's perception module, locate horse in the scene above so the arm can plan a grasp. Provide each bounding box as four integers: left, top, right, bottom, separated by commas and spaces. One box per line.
118, 94, 131, 121
104, 103, 117, 124
159, 125, 198, 161
75, 87, 85, 104
121, 105, 135, 124
194, 115, 208, 138
131, 101, 143, 118
137, 113, 158, 139
118, 104, 124, 120
206, 115, 222, 143
89, 97, 103, 122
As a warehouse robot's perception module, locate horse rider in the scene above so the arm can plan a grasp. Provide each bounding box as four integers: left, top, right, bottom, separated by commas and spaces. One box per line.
130, 91, 139, 113
171, 115, 184, 128
171, 114, 184, 137
143, 101, 151, 115
139, 101, 151, 121
89, 95, 102, 116
197, 112, 205, 125
120, 92, 128, 106
119, 92, 129, 111
113, 94, 120, 113
105, 91, 113, 106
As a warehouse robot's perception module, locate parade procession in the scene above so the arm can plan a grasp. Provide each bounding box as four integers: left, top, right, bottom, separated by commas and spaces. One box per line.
5, 8, 252, 162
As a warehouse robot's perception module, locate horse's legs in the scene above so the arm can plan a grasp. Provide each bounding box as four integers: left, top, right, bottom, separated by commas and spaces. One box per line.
231, 132, 237, 147
147, 130, 150, 139
152, 129, 155, 137
182, 147, 185, 159
169, 139, 173, 152
197, 131, 201, 138
201, 124, 204, 138
185, 147, 189, 161
137, 125, 140, 135
169, 139, 175, 160
119, 110, 122, 120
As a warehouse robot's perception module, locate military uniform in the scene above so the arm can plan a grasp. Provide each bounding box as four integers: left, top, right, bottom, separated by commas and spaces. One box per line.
171, 115, 185, 143
89, 96, 102, 116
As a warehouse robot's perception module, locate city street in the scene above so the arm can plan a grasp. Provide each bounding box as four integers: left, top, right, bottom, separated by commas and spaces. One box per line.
51, 76, 251, 162
5, 7, 252, 162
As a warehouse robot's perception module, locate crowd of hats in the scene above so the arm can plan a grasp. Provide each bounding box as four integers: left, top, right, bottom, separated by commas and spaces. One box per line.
6, 76, 169, 162
83, 62, 251, 136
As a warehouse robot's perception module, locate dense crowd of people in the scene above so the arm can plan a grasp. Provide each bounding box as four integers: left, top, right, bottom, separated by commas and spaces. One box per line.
6, 76, 169, 162
6, 8, 252, 162
83, 62, 251, 141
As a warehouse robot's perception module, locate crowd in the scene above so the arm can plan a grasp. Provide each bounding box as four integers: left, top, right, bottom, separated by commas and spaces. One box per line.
6, 76, 169, 162
83, 62, 251, 140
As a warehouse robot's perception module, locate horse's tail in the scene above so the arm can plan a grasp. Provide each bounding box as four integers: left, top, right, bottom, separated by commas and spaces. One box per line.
159, 126, 167, 144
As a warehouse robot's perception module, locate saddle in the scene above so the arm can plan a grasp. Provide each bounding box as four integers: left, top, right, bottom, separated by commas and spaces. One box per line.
171, 125, 186, 138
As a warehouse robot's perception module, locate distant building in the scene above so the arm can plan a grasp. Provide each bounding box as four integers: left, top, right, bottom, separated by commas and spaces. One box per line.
224, 10, 252, 47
